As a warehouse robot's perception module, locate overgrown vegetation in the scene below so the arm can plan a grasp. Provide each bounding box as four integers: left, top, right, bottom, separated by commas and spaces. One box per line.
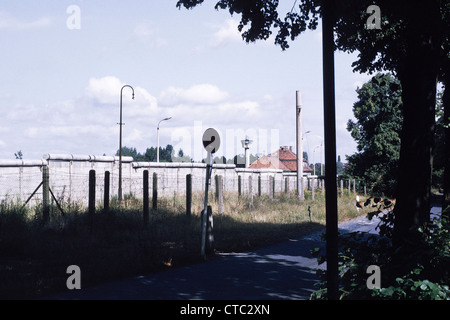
0, 190, 367, 299
310, 203, 450, 300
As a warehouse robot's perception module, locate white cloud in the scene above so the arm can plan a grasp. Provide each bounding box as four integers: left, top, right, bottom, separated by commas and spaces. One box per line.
133, 22, 168, 48
216, 100, 260, 119
0, 76, 163, 158
210, 19, 242, 47
123, 128, 143, 145
134, 23, 154, 38
85, 76, 125, 105
159, 83, 229, 106
0, 11, 51, 30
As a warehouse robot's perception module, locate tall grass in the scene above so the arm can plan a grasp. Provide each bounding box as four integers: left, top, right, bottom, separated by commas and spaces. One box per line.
0, 190, 371, 299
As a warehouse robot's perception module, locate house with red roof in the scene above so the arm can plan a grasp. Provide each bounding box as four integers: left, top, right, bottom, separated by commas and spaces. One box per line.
249, 146, 312, 173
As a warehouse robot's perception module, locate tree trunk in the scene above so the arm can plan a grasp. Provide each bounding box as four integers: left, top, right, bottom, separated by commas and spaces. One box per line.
442, 62, 450, 216
393, 1, 441, 248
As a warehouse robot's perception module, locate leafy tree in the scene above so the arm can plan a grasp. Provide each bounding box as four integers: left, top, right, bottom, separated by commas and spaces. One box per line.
303, 151, 308, 164
115, 146, 143, 160
434, 91, 446, 189
311, 212, 450, 300
346, 73, 402, 197
144, 147, 157, 162
163, 144, 174, 162
176, 0, 449, 250
14, 150, 23, 160
171, 148, 192, 163
116, 144, 182, 162
439, 79, 450, 215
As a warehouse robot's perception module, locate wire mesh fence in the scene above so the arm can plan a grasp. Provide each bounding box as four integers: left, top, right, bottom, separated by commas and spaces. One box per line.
0, 165, 44, 209
0, 158, 342, 213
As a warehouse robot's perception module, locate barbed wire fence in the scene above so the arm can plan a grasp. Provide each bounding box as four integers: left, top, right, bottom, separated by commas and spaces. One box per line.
0, 162, 374, 219
0, 165, 44, 210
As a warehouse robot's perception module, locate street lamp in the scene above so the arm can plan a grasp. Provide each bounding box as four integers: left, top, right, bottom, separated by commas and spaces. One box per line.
241, 136, 253, 168
118, 84, 134, 203
303, 130, 311, 163
157, 117, 172, 163
313, 144, 321, 176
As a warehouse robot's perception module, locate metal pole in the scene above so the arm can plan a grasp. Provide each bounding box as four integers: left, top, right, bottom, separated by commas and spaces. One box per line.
322, 0, 339, 300
118, 85, 134, 203
157, 117, 172, 163
201, 152, 213, 258
119, 93, 122, 202
296, 90, 304, 200
244, 146, 249, 168
157, 126, 160, 163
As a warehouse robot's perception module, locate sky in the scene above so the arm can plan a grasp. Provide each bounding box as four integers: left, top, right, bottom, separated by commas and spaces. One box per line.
0, 0, 372, 163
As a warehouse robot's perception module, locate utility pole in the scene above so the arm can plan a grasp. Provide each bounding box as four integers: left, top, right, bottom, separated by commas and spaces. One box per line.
322, 0, 339, 300
118, 84, 134, 204
296, 90, 304, 200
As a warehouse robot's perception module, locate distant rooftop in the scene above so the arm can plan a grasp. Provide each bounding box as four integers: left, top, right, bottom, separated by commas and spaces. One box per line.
249, 146, 312, 172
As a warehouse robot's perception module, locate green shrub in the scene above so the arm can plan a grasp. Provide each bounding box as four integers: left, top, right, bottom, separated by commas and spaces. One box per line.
310, 207, 450, 300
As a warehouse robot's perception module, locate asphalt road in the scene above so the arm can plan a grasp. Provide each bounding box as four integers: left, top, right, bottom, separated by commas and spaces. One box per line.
48, 199, 444, 301
48, 211, 394, 300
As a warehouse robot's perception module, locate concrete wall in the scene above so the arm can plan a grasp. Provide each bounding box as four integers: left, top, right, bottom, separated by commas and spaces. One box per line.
0, 154, 316, 208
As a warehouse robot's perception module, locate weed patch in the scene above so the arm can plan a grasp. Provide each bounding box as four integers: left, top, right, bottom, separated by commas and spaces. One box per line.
0, 192, 368, 299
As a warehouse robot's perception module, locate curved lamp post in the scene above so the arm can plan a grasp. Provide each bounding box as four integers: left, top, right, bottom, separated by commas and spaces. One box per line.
118, 84, 134, 203
157, 117, 172, 163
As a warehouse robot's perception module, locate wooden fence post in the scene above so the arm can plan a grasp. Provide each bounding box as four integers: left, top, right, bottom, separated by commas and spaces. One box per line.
152, 172, 157, 211
258, 175, 261, 197
104, 171, 110, 212
238, 175, 242, 198
312, 178, 315, 201
186, 174, 192, 217
269, 176, 274, 202
42, 166, 50, 222
353, 178, 356, 195
215, 175, 219, 202
340, 179, 344, 197
89, 169, 96, 217
218, 175, 224, 215
143, 170, 149, 226
285, 177, 290, 198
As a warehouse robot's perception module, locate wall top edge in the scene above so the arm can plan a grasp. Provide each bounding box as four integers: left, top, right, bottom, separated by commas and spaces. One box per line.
235, 168, 284, 173
132, 162, 237, 169
41, 154, 134, 163
0, 159, 46, 167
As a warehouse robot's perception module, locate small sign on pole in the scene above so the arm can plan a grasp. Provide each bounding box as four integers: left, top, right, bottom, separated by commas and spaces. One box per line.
201, 128, 220, 258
